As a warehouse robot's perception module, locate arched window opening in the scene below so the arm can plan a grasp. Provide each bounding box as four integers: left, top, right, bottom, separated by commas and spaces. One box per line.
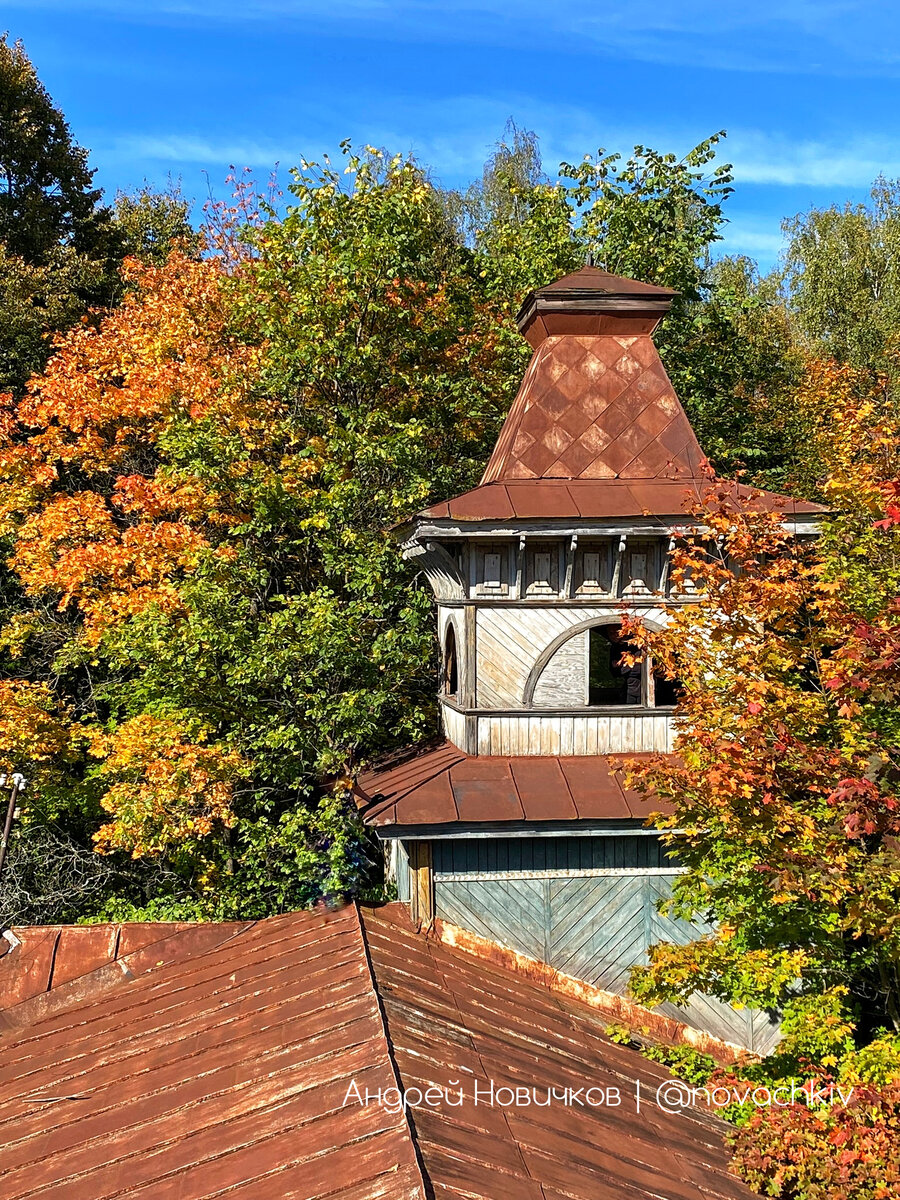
443, 625, 458, 698
588, 625, 642, 706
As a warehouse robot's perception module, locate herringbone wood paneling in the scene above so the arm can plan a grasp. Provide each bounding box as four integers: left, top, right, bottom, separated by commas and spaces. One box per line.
433, 838, 777, 1051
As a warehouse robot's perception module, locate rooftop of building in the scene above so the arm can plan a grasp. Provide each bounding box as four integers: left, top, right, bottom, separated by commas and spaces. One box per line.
355, 742, 671, 830
0, 902, 752, 1200
408, 265, 824, 527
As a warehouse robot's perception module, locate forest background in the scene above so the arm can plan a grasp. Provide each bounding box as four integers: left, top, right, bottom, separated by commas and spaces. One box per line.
3, 31, 900, 1195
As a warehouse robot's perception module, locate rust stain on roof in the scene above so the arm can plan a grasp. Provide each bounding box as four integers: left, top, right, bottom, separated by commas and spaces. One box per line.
364, 904, 753, 1200
432, 916, 748, 1064
0, 903, 752, 1199
355, 743, 671, 828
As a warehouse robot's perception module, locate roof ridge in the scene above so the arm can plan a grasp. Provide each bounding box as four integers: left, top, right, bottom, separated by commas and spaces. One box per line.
353, 903, 432, 1198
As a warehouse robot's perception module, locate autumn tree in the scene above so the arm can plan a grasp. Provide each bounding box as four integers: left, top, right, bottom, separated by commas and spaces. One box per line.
0, 147, 513, 919
622, 357, 900, 1040
0, 35, 108, 263
112, 184, 197, 265
0, 38, 197, 399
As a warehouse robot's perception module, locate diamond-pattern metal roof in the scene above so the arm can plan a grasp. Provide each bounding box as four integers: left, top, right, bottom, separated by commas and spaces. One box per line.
482, 334, 706, 485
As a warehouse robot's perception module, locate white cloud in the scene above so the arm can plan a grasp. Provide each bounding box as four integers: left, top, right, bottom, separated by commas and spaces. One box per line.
108, 134, 300, 166
726, 131, 899, 188
8, 0, 900, 77
101, 102, 900, 197
718, 223, 786, 261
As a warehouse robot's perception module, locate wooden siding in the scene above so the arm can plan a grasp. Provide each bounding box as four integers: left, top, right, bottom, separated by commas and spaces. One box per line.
434, 835, 676, 875
532, 629, 588, 707
408, 840, 434, 928
474, 711, 673, 755
440, 702, 469, 751
472, 604, 668, 709
431, 837, 781, 1055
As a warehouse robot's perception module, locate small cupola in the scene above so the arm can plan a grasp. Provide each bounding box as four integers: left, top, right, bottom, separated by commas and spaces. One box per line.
483, 265, 703, 484
516, 265, 677, 348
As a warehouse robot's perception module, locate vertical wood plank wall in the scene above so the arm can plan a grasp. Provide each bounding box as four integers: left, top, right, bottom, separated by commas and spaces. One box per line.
440, 706, 673, 755
407, 840, 434, 929
473, 711, 672, 755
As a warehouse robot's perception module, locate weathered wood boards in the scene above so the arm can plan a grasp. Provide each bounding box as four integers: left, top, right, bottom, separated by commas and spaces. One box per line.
424, 835, 780, 1055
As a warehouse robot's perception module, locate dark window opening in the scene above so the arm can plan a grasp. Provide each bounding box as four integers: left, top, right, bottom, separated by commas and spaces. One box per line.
443, 626, 458, 698
588, 626, 642, 706
653, 671, 682, 707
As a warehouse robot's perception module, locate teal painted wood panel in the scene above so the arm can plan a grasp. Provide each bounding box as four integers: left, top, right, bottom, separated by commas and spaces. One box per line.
433, 836, 779, 1053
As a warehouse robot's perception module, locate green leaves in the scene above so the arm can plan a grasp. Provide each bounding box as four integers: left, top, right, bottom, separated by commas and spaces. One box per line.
783, 177, 900, 373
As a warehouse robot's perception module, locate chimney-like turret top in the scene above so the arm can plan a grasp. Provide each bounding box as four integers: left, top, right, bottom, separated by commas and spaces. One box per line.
517, 266, 677, 349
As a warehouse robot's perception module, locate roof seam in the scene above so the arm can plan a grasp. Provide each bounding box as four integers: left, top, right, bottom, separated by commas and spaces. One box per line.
368, 913, 540, 1190
354, 903, 433, 1200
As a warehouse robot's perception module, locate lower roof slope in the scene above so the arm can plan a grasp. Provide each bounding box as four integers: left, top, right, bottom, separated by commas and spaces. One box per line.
355, 742, 672, 829
418, 477, 824, 523
0, 906, 425, 1200
0, 904, 751, 1200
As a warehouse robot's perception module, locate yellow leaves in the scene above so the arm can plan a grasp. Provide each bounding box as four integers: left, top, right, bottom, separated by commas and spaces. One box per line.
0, 680, 77, 771
90, 714, 247, 860
789, 358, 900, 511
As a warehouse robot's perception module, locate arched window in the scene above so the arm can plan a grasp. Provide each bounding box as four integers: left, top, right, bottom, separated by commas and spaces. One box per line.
443, 625, 458, 698
526, 618, 674, 710
588, 625, 642, 706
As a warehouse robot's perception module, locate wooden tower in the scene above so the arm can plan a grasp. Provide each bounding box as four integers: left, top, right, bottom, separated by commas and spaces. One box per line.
356, 266, 822, 1050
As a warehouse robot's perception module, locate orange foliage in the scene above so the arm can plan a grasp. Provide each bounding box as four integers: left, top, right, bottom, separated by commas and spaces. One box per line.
0, 250, 261, 639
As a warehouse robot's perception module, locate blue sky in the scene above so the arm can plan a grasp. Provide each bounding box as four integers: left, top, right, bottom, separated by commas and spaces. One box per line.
5, 1, 900, 269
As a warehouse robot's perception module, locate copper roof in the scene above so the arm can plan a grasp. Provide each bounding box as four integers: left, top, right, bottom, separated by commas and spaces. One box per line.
355, 742, 670, 828
0, 903, 752, 1200
419, 477, 824, 522
412, 266, 821, 523
516, 267, 677, 348
481, 333, 707, 484
533, 265, 677, 298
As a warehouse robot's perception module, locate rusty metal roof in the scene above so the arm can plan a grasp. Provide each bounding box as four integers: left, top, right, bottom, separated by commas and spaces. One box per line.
355, 742, 671, 829
0, 903, 752, 1200
413, 267, 821, 524
365, 903, 752, 1200
0, 906, 426, 1199
418, 477, 824, 522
